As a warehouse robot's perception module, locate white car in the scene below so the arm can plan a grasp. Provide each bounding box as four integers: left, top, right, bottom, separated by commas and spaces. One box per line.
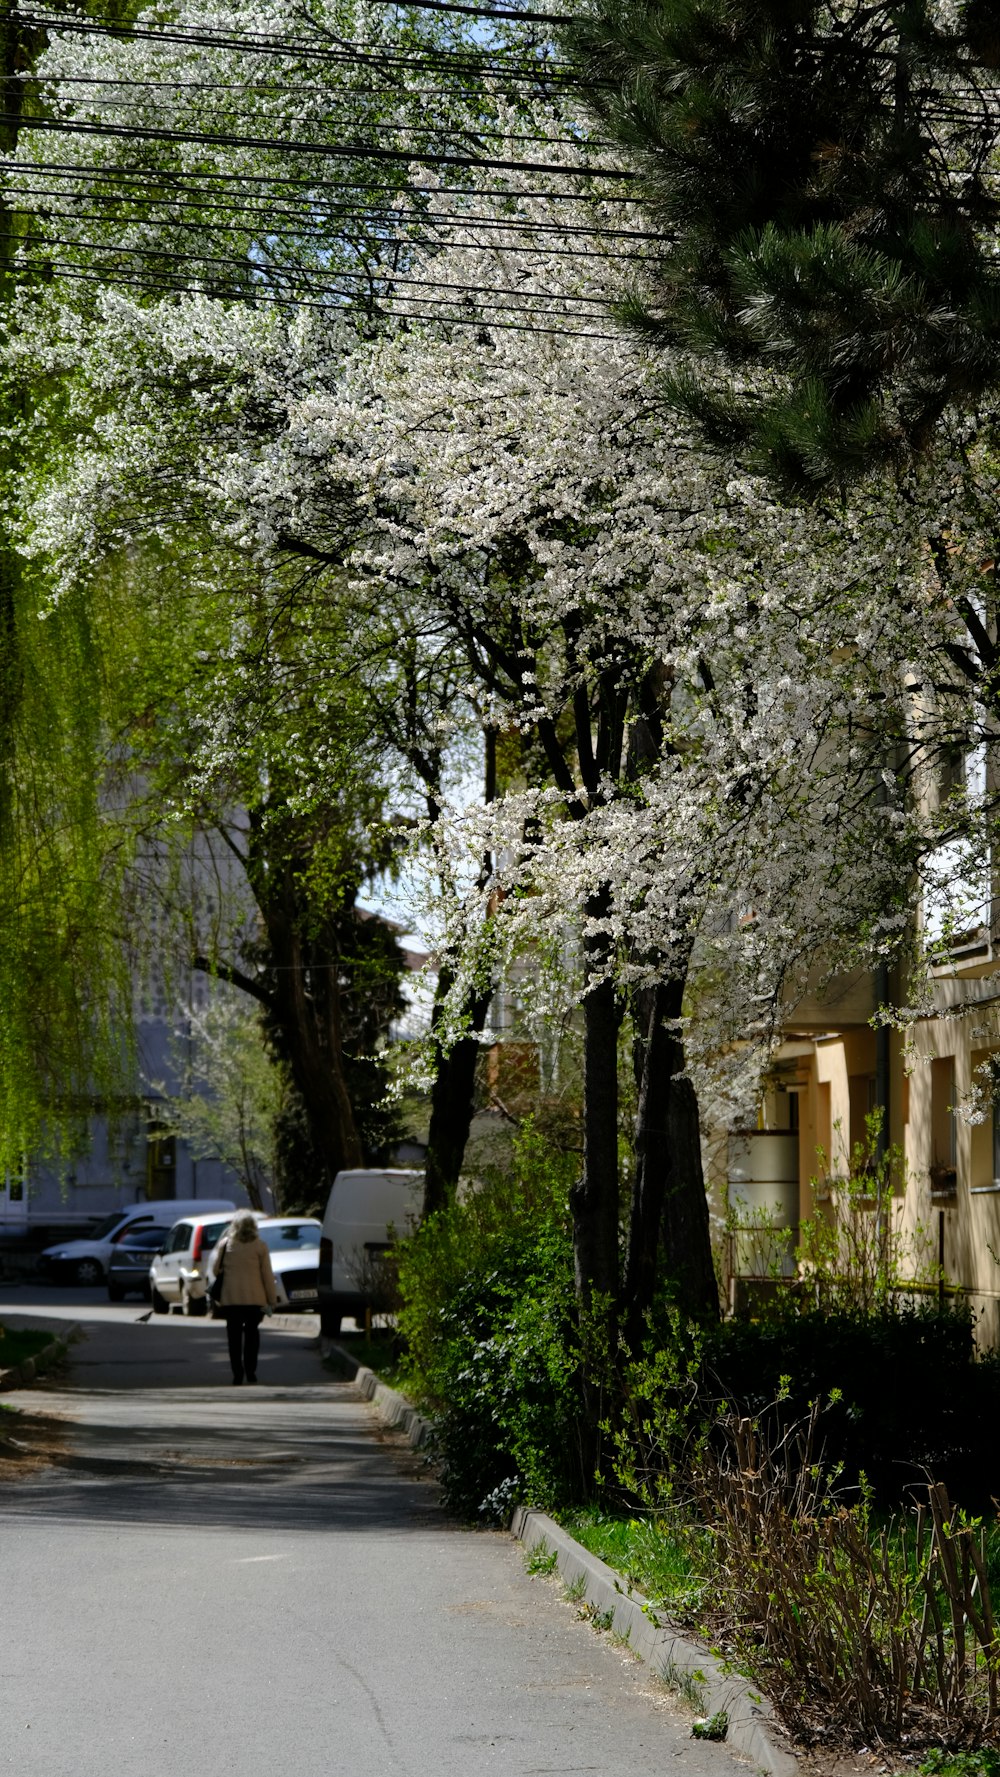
149, 1211, 240, 1316
208, 1218, 322, 1314
318, 1170, 422, 1336
39, 1198, 235, 1287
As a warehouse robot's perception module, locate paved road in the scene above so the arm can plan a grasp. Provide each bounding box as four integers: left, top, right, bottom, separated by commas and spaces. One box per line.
0, 1302, 743, 1777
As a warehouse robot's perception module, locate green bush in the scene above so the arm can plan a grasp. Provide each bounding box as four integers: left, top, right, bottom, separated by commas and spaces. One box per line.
699, 1302, 1000, 1511
396, 1124, 585, 1519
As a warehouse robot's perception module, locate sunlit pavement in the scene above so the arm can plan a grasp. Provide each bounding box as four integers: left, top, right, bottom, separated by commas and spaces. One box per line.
0, 1286, 743, 1777
0, 1276, 329, 1329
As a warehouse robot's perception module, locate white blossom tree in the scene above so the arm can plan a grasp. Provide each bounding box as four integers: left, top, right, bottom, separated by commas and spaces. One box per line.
6, 47, 981, 1341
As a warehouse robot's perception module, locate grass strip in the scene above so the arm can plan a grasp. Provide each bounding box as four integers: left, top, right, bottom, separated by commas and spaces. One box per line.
0, 1325, 57, 1371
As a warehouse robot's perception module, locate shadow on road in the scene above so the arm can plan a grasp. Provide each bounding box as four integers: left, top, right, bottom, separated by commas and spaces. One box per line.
1, 1304, 445, 1538
3, 1391, 444, 1535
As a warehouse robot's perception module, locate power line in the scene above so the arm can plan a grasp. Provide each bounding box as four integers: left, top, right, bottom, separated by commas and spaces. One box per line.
15, 10, 589, 85
17, 261, 625, 339
9, 199, 659, 261
3, 160, 658, 241
11, 228, 616, 309
352, 0, 569, 23
4, 149, 642, 204
16, 72, 599, 112
33, 96, 604, 153
5, 111, 634, 182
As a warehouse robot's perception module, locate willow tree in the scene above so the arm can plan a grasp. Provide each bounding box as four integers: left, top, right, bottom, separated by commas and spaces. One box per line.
0, 0, 145, 1173
0, 0, 538, 1176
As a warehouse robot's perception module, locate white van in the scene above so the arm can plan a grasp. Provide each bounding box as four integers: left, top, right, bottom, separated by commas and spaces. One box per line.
318, 1169, 423, 1336
39, 1198, 236, 1286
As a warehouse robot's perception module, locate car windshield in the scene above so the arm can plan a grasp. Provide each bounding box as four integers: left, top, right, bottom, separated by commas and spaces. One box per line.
116, 1228, 168, 1250
89, 1213, 129, 1239
259, 1223, 320, 1251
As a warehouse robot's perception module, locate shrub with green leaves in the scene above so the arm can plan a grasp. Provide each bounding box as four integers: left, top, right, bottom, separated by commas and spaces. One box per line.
396, 1124, 585, 1519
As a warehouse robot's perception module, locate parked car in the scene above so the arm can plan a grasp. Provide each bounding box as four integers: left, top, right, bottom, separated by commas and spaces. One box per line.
204, 1217, 321, 1315
317, 1170, 422, 1336
148, 1211, 241, 1316
249, 1218, 322, 1312
39, 1198, 236, 1286
106, 1226, 169, 1302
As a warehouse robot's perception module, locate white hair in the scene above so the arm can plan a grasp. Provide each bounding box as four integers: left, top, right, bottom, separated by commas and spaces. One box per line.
230, 1210, 260, 1243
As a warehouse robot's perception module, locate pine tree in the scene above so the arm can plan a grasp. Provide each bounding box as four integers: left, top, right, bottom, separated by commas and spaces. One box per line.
568, 0, 1000, 489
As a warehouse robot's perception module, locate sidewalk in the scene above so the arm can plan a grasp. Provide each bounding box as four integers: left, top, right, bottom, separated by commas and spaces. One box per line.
0, 1315, 747, 1777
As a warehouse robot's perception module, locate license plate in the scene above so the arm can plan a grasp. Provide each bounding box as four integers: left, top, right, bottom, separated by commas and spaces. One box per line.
289, 1289, 315, 1301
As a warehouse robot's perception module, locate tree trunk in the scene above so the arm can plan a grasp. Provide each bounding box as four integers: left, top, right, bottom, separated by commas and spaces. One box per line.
261, 864, 364, 1190
571, 890, 621, 1307
624, 974, 719, 1347
421, 964, 491, 1219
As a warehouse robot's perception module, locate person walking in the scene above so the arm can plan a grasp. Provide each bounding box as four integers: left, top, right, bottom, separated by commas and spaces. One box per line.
212, 1211, 278, 1384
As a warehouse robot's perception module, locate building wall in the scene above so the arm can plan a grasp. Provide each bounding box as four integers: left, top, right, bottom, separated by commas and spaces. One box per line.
0, 984, 250, 1244
760, 982, 1000, 1349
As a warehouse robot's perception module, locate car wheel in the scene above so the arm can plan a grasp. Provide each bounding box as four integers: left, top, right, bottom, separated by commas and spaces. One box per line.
107, 1282, 125, 1302
151, 1286, 170, 1314
181, 1287, 206, 1318
74, 1258, 103, 1286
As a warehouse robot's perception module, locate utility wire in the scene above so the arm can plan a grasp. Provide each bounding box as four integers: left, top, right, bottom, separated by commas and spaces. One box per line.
5, 111, 634, 181
19, 261, 625, 338
11, 229, 615, 308
14, 72, 610, 126
34, 99, 604, 152
4, 163, 654, 235
10, 199, 659, 260
2, 163, 653, 240
15, 11, 590, 85
3, 150, 641, 204
352, 0, 570, 23
16, 74, 607, 150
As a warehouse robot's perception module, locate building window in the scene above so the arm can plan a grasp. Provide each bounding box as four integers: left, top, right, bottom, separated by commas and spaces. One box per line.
930, 1057, 958, 1196
848, 1072, 877, 1158
991, 1058, 1000, 1186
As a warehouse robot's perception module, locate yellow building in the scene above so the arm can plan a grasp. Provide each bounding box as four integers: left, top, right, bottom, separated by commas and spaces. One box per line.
731, 943, 1000, 1345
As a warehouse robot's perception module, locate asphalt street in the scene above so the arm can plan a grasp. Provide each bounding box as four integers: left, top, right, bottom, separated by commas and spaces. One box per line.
0, 1286, 745, 1777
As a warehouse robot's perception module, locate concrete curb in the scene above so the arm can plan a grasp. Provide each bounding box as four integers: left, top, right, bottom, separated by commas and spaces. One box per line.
351, 1364, 433, 1450
511, 1507, 799, 1777
267, 1312, 320, 1337
328, 1353, 796, 1775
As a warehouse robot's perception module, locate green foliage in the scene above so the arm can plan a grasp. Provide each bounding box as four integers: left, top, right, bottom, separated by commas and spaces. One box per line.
920, 1752, 1000, 1777
0, 1323, 57, 1368
0, 556, 137, 1174
396, 1122, 585, 1519
560, 1506, 710, 1621
701, 1415, 1000, 1747
524, 1540, 559, 1577
568, 0, 1000, 485
790, 1109, 939, 1314
157, 995, 287, 1211
700, 1303, 1000, 1512
691, 1712, 728, 1741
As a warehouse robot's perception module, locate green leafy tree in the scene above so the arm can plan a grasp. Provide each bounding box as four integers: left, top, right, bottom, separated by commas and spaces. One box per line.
158, 994, 286, 1212
0, 0, 146, 1172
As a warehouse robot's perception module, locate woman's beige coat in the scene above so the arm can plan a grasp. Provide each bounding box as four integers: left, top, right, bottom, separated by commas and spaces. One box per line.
215, 1233, 278, 1309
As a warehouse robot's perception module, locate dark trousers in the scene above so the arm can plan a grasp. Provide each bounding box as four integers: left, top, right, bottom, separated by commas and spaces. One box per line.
225, 1306, 264, 1380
